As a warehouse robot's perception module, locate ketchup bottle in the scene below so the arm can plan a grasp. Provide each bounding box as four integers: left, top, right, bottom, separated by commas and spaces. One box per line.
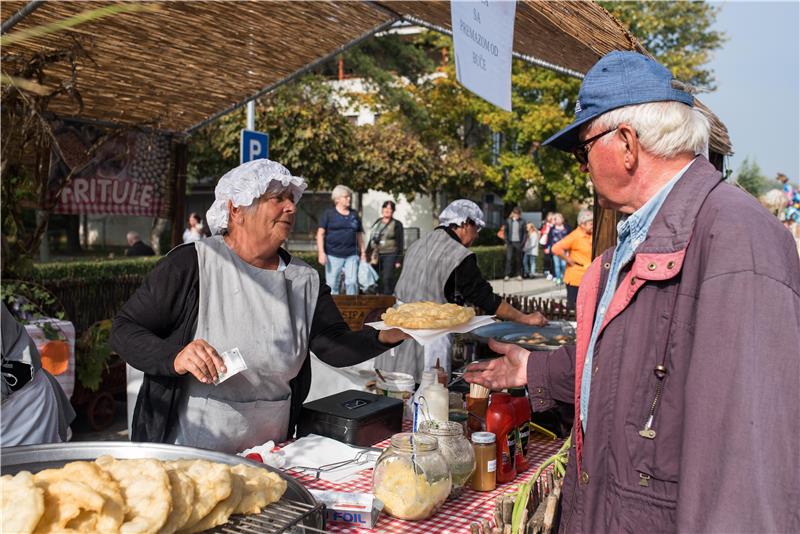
485, 392, 516, 483
509, 388, 531, 472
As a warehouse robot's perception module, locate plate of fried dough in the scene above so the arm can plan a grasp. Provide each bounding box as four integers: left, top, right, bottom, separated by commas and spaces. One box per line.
0, 441, 322, 534
366, 301, 496, 345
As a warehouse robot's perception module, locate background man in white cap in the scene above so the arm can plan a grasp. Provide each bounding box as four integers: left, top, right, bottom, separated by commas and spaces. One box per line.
376, 199, 547, 382
466, 51, 799, 532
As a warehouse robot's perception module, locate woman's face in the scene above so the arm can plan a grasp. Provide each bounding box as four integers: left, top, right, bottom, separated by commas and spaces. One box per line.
239, 191, 296, 247
580, 220, 594, 234
335, 193, 352, 209
382, 205, 394, 219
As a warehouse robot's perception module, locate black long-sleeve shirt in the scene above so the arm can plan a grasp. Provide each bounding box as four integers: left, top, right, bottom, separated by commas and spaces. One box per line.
441, 227, 502, 314
111, 244, 397, 443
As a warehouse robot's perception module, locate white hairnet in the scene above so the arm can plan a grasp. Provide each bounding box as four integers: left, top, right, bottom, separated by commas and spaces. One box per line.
438, 199, 486, 228
205, 159, 307, 235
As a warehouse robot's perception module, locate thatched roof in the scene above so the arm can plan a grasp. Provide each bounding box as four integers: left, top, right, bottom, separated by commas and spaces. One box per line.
1, 0, 731, 153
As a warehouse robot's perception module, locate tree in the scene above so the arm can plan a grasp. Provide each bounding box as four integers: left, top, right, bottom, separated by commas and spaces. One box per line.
599, 1, 726, 90
735, 157, 773, 197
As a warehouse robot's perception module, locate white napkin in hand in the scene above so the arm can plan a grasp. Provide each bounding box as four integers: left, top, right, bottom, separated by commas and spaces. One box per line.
365, 315, 496, 346
280, 434, 380, 483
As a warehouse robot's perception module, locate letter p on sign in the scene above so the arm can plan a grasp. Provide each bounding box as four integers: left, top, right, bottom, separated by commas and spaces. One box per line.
240, 129, 270, 163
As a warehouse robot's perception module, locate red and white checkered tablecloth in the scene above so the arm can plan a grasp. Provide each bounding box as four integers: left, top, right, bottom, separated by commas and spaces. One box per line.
283, 423, 564, 533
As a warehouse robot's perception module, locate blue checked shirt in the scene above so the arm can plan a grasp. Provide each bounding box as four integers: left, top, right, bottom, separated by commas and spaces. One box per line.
580, 160, 694, 432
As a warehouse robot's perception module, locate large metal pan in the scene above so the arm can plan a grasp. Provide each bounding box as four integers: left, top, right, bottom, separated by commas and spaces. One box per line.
1, 441, 323, 532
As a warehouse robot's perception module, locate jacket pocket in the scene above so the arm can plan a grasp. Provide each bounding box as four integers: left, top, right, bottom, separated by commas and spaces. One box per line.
623, 311, 684, 484
605, 474, 676, 534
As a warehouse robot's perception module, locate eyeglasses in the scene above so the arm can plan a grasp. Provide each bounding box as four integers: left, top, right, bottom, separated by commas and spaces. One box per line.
571, 127, 618, 165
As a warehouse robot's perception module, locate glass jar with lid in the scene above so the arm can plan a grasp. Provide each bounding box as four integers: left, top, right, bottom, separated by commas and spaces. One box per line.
418, 420, 476, 499
372, 432, 452, 521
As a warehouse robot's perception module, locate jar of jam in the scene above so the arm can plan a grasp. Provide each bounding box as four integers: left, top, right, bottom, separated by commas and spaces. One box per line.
470, 431, 497, 491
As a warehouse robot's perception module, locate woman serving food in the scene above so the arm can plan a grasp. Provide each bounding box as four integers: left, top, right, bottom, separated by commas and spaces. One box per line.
375, 200, 547, 381
112, 159, 407, 453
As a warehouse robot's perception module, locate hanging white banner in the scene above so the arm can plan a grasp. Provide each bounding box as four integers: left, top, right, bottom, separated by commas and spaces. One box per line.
451, 0, 517, 111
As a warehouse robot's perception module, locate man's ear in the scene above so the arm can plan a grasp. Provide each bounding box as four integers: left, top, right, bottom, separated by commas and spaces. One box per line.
618, 124, 638, 171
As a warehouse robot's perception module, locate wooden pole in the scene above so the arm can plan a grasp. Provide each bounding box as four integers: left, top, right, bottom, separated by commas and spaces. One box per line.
591, 193, 619, 259
170, 141, 188, 248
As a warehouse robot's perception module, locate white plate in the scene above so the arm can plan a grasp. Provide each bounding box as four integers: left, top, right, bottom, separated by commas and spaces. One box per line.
365, 315, 496, 346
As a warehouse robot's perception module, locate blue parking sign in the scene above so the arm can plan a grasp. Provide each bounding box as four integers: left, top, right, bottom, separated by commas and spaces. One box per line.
240, 129, 269, 163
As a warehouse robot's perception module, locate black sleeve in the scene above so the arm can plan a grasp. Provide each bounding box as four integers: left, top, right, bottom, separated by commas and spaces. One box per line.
111, 245, 199, 377
309, 282, 399, 367
445, 254, 502, 314
395, 221, 404, 256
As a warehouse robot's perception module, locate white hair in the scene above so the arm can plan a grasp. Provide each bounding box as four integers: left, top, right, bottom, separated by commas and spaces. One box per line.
331, 184, 353, 201
593, 101, 710, 159
577, 209, 593, 225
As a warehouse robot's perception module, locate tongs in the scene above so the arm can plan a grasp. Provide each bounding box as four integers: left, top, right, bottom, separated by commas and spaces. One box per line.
286, 448, 380, 479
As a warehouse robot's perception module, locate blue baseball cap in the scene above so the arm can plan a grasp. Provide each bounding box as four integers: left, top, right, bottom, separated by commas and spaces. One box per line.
543, 51, 694, 151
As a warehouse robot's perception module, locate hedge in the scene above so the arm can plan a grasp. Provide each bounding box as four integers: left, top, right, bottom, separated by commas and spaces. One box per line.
26, 246, 507, 333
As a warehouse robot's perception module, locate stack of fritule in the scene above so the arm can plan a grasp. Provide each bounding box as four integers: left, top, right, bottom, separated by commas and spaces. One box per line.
0, 456, 287, 534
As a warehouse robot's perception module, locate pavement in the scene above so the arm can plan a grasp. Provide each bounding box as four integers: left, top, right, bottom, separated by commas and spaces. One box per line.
489, 274, 568, 300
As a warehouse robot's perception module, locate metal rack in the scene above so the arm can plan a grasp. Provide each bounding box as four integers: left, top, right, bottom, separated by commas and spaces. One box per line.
214, 498, 325, 533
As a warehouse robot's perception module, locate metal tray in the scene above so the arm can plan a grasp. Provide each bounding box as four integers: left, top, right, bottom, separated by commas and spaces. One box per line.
471, 321, 575, 351
1, 441, 324, 533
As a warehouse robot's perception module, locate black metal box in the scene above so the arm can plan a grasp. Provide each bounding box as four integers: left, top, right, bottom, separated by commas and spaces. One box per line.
297, 390, 403, 447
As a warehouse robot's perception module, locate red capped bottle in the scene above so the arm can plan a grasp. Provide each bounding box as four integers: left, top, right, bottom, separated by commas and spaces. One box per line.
509, 388, 532, 472
485, 392, 516, 483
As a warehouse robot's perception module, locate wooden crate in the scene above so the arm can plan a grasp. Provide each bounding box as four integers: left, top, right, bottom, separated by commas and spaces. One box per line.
332, 295, 396, 331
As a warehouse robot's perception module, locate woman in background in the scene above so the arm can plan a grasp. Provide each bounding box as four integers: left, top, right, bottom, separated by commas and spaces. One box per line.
547, 213, 571, 285
522, 222, 540, 278
551, 209, 593, 310
368, 200, 404, 295
316, 185, 366, 295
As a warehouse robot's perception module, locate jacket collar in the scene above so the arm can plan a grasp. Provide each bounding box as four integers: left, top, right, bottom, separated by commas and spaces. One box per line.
635, 156, 724, 254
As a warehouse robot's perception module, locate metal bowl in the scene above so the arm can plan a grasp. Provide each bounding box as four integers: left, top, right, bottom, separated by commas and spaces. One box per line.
1, 441, 323, 532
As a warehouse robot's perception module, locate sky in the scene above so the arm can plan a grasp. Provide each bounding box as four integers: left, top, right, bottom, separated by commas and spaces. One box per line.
700, 1, 800, 185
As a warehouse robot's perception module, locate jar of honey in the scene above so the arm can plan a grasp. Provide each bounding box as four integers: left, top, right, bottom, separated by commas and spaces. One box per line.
470, 431, 497, 491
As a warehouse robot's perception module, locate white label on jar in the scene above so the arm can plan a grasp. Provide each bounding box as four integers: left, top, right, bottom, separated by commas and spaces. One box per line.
487, 459, 497, 473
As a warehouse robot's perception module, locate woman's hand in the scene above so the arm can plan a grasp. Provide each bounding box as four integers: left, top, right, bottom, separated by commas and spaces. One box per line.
463, 339, 530, 390
318, 252, 327, 266
520, 311, 549, 327
565, 257, 576, 267
378, 328, 410, 345
173, 339, 226, 384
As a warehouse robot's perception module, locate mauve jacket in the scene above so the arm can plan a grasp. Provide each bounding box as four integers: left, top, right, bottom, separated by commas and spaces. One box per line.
528, 157, 800, 533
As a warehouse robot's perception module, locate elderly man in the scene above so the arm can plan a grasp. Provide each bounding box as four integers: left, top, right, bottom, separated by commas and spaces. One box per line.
125, 231, 155, 257
466, 51, 800, 532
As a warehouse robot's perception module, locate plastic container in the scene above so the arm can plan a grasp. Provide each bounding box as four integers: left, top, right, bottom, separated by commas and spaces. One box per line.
418, 381, 449, 425
375, 371, 416, 420
470, 432, 497, 491
412, 370, 437, 431
510, 388, 532, 472
485, 392, 517, 483
418, 420, 476, 499
466, 394, 489, 434
371, 432, 451, 521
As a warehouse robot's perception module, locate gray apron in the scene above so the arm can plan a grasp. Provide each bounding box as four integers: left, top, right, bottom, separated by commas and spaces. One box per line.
173, 237, 319, 453
375, 229, 472, 381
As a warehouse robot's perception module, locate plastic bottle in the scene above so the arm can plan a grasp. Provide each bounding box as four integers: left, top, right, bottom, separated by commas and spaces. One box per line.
419, 381, 449, 425
509, 388, 531, 472
434, 358, 448, 386
485, 392, 517, 483
412, 370, 437, 431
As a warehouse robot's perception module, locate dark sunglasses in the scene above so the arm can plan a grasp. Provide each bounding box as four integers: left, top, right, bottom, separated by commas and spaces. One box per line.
571, 127, 618, 165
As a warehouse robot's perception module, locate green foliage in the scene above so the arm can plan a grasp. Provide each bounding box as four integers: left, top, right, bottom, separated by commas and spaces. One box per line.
735, 157, 775, 197
599, 1, 725, 90
76, 320, 113, 391
30, 256, 161, 282
0, 279, 65, 320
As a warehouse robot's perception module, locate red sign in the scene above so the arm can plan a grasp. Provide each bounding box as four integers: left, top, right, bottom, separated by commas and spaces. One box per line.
49, 121, 172, 217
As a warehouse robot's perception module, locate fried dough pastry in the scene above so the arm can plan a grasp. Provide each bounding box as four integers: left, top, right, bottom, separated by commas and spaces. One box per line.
167, 459, 232, 530
160, 466, 196, 534
1, 471, 44, 534
231, 464, 288, 515
95, 456, 171, 534
184, 466, 243, 533
33, 461, 124, 534
382, 302, 475, 329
